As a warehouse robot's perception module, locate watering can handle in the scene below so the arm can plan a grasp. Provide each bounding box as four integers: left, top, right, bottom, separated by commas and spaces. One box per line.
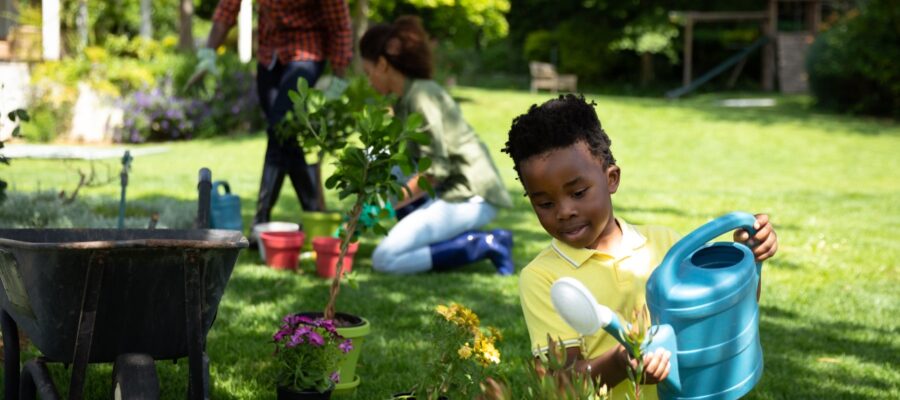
211, 181, 231, 198
655, 212, 758, 287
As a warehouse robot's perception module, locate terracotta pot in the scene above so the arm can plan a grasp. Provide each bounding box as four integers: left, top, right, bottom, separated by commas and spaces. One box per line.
312, 237, 358, 278
252, 222, 301, 262
277, 385, 332, 400
260, 231, 305, 270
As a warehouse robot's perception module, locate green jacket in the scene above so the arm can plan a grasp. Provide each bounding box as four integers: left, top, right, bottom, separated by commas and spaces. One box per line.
394, 79, 512, 208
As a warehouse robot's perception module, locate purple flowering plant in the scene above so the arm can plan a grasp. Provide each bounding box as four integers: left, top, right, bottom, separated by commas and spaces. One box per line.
273, 314, 353, 393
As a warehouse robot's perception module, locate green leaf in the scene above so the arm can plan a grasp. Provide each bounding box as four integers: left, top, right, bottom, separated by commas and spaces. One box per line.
408, 130, 431, 145
418, 176, 434, 196
11, 126, 20, 138
417, 157, 432, 172
373, 223, 388, 236
288, 90, 301, 106
405, 113, 424, 131
15, 109, 29, 122
398, 159, 413, 176
296, 78, 309, 93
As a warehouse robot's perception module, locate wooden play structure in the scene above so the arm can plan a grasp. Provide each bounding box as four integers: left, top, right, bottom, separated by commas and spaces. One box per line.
667, 0, 821, 98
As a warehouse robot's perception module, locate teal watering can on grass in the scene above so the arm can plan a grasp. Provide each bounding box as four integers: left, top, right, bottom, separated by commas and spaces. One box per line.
210, 181, 243, 231
552, 212, 763, 400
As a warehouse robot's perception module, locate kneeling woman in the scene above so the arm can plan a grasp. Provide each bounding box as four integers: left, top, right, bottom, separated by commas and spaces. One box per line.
360, 16, 514, 275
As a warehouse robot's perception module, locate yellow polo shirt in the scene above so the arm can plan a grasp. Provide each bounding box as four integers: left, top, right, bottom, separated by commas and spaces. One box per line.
519, 218, 680, 399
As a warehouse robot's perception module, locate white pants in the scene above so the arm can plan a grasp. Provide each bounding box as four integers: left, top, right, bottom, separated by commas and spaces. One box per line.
372, 198, 497, 274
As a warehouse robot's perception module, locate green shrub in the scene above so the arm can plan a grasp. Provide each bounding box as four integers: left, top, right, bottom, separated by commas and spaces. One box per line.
807, 0, 900, 118
0, 190, 195, 228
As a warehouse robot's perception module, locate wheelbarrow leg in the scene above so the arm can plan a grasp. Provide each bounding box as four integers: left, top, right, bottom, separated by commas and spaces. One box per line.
184, 250, 208, 400
69, 252, 107, 400
2, 309, 21, 400
20, 358, 61, 400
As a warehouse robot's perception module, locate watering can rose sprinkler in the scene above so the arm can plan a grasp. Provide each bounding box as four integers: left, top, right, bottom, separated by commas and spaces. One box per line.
551, 212, 765, 400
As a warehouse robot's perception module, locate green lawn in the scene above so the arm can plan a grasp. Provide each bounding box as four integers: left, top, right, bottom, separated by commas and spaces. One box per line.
2, 88, 899, 399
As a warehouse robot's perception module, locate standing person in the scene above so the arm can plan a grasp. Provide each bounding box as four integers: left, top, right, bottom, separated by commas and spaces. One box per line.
359, 16, 516, 275
191, 0, 353, 235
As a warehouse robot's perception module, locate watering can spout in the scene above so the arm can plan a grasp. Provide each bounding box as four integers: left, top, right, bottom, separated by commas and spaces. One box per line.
650, 212, 757, 299
550, 278, 681, 391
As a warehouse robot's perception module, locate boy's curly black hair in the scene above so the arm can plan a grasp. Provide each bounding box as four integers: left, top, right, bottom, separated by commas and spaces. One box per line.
503, 94, 615, 175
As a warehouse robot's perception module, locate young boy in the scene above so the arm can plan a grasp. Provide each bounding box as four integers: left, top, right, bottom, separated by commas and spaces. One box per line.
503, 95, 777, 398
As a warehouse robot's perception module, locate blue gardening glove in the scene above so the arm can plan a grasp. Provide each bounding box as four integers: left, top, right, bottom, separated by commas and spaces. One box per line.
322, 76, 349, 100
184, 48, 218, 91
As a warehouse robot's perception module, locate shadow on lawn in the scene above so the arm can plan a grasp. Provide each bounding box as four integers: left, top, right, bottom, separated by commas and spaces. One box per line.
752, 305, 898, 398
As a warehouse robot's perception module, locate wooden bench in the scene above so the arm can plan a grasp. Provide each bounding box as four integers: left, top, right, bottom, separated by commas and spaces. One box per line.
529, 61, 578, 93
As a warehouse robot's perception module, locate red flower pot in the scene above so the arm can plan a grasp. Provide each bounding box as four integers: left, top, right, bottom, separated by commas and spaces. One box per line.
312, 237, 359, 278
260, 231, 305, 270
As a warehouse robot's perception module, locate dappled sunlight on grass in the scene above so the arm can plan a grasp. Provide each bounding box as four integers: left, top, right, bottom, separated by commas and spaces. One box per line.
3, 87, 898, 398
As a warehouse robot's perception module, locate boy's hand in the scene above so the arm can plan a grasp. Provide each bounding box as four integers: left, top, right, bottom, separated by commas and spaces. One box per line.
734, 213, 778, 262
634, 349, 671, 384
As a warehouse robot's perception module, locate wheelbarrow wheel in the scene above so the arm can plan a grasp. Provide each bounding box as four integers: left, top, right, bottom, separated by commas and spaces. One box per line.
111, 353, 160, 400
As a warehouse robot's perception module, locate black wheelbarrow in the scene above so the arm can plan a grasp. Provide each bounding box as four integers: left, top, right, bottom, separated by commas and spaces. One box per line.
0, 169, 248, 399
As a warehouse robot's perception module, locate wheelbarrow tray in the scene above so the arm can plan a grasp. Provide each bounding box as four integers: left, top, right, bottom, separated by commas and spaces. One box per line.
0, 228, 247, 363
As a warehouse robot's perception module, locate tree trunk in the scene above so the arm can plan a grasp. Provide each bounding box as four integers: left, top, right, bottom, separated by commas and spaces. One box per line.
179, 0, 194, 51
351, 0, 368, 74
140, 0, 153, 39
640, 52, 654, 87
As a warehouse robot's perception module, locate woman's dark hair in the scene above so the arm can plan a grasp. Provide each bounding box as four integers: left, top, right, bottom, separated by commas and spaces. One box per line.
359, 15, 433, 79
503, 94, 615, 174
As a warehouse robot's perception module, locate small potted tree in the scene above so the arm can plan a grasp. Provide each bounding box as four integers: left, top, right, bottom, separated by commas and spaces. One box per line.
280, 78, 431, 394
279, 77, 378, 251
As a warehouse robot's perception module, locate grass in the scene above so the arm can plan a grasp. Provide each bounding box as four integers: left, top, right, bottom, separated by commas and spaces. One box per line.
2, 87, 899, 399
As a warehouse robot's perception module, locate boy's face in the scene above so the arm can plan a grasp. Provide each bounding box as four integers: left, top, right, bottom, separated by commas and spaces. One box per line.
519, 141, 620, 250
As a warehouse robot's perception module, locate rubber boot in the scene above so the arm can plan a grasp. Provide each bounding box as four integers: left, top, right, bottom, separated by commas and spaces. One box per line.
429, 230, 515, 275
252, 164, 286, 227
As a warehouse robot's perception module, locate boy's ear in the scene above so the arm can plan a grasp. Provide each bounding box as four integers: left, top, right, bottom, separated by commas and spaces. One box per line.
606, 164, 621, 194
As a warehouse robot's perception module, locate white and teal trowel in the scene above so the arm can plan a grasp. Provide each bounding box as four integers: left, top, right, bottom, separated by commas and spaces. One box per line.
550, 277, 681, 392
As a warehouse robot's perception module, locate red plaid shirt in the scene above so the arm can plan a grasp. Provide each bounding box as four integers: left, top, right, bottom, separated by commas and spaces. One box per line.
213, 0, 352, 71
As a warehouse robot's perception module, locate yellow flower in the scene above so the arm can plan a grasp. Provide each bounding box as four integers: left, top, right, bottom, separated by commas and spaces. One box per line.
473, 332, 501, 366
489, 326, 503, 342
458, 343, 473, 359
436, 304, 451, 320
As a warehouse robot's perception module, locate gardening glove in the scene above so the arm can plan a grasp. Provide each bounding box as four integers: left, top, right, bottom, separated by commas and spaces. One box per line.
322, 76, 349, 100
333, 202, 396, 241
358, 201, 396, 229
184, 47, 218, 91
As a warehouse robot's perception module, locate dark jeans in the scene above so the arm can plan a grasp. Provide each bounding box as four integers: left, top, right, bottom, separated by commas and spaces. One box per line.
253, 60, 324, 217
256, 60, 323, 168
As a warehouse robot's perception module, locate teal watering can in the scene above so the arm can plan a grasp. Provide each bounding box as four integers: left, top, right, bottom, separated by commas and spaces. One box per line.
552, 212, 763, 400
210, 181, 243, 231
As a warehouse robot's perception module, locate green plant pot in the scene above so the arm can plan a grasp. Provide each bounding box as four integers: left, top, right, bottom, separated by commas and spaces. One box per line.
277, 385, 333, 400
295, 312, 371, 396
300, 211, 343, 251
333, 315, 370, 396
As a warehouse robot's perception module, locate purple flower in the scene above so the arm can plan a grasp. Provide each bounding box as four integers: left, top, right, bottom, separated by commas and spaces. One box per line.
307, 331, 324, 347
288, 330, 305, 348
330, 371, 340, 383
318, 319, 337, 333
339, 339, 353, 353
